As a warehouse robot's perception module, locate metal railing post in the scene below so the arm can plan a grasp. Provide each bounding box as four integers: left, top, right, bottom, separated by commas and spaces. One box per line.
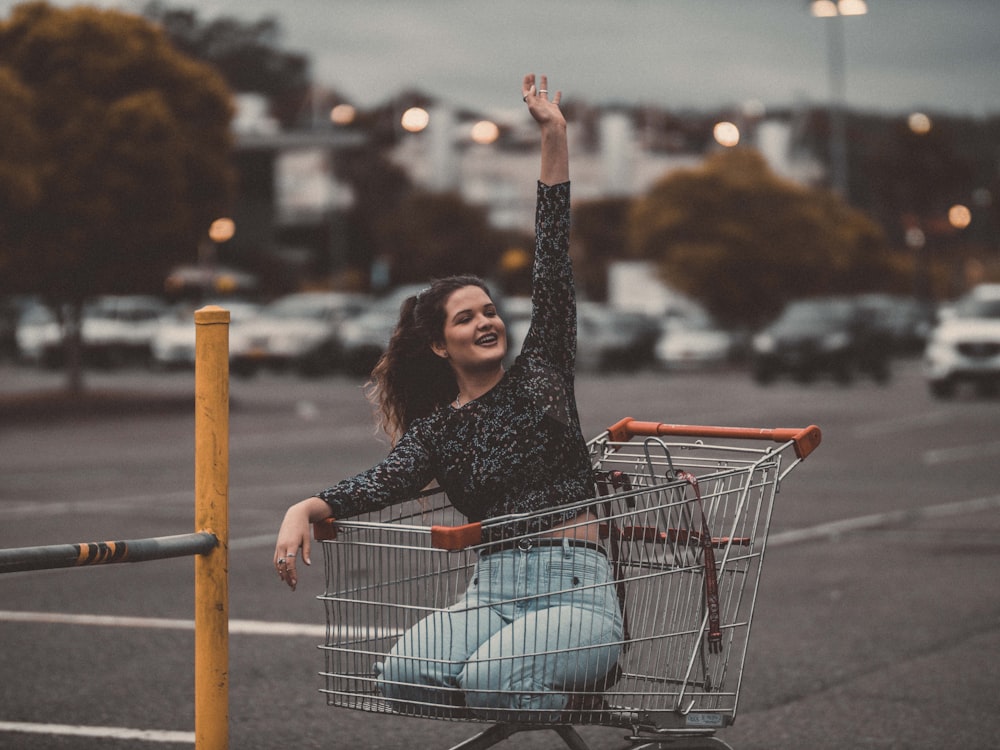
194, 306, 230, 750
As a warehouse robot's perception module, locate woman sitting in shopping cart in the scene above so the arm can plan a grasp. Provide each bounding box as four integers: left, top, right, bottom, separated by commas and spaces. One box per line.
274, 73, 623, 718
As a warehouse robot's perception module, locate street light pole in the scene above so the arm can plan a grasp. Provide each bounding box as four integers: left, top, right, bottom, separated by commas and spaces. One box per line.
810, 0, 867, 202
824, 13, 848, 200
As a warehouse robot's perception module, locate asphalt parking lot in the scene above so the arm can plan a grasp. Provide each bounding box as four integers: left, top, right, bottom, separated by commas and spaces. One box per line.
1, 360, 998, 749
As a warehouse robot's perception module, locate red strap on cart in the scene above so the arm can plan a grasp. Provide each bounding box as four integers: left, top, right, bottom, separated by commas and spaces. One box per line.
595, 470, 632, 648
677, 470, 723, 654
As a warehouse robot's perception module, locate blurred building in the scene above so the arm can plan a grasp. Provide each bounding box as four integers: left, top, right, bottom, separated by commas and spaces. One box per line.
231, 94, 361, 285
230, 95, 825, 284
388, 105, 821, 232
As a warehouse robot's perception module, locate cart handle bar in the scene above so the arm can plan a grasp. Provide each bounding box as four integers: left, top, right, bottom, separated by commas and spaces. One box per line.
313, 421, 820, 549
314, 520, 751, 552
604, 418, 822, 460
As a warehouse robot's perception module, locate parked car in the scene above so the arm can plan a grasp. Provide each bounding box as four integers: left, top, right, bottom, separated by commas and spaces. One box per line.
856, 293, 935, 356
499, 296, 532, 366
336, 285, 427, 376
16, 295, 169, 368
229, 291, 370, 377
150, 300, 261, 370
0, 296, 34, 361
495, 298, 659, 372
576, 302, 659, 372
82, 295, 171, 367
924, 283, 1000, 398
751, 297, 891, 385
654, 315, 739, 371
14, 301, 63, 367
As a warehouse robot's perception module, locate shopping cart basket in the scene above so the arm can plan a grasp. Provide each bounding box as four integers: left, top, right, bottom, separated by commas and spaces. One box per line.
315, 418, 821, 750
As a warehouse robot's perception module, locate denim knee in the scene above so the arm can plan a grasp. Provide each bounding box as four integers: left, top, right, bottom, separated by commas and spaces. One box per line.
459, 663, 568, 718
376, 656, 464, 707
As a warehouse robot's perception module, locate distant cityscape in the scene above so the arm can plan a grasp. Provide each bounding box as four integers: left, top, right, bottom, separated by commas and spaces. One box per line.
234, 92, 824, 235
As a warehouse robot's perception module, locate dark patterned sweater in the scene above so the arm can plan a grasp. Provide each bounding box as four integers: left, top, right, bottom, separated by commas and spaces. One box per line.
317, 181, 592, 526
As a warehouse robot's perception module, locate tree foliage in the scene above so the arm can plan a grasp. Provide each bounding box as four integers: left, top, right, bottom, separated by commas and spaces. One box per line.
0, 1, 235, 388
141, 2, 310, 127
571, 196, 632, 301
376, 191, 505, 284
0, 2, 235, 296
628, 148, 895, 327
0, 64, 43, 254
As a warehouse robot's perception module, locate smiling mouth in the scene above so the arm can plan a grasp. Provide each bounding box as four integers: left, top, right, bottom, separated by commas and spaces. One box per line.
475, 333, 499, 346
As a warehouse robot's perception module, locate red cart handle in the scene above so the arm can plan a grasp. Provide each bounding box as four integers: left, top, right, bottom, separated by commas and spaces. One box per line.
313, 518, 484, 551
604, 418, 822, 460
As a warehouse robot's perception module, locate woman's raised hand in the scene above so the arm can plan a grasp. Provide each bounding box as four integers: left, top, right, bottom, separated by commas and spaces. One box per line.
522, 73, 564, 128
523, 73, 569, 185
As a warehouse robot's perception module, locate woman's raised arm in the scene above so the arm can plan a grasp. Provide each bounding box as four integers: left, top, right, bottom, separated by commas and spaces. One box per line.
522, 73, 568, 186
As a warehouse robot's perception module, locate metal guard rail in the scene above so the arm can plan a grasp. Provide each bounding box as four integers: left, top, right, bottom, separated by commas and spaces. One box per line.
0, 531, 218, 575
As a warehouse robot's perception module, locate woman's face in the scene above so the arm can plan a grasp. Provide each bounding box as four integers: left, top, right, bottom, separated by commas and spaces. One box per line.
432, 285, 507, 372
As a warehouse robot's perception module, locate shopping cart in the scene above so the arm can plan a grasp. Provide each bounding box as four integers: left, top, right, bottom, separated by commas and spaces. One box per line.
314, 418, 821, 750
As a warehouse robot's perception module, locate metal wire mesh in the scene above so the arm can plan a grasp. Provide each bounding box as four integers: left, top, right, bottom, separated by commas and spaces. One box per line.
318, 434, 788, 732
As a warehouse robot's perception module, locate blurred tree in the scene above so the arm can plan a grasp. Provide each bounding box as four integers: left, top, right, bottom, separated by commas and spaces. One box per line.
859, 113, 997, 297
375, 191, 504, 284
571, 196, 632, 301
0, 65, 43, 258
0, 1, 235, 392
628, 148, 895, 328
142, 2, 311, 128
331, 143, 413, 286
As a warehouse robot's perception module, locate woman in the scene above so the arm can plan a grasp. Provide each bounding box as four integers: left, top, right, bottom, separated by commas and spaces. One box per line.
274, 74, 623, 718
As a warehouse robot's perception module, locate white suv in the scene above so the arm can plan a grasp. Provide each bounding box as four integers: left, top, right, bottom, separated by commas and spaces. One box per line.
924, 284, 1000, 398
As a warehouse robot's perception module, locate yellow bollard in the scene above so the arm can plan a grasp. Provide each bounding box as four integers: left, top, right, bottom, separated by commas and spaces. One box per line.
194, 306, 230, 750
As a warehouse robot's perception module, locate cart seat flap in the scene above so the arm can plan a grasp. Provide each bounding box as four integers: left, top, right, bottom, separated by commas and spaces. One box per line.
313, 518, 337, 541
430, 522, 482, 551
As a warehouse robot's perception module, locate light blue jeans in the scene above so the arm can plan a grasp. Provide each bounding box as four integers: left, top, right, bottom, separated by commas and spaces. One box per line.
376, 541, 624, 720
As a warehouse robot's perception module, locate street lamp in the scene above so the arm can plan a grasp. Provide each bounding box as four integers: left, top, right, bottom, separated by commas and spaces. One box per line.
400, 106, 430, 133
713, 121, 740, 148
810, 0, 868, 201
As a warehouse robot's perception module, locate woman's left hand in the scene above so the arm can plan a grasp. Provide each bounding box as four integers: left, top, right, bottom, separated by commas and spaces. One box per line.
273, 496, 332, 591
523, 73, 564, 127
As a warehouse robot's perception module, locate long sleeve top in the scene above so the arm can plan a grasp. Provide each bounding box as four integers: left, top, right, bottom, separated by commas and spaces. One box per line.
317, 181, 592, 528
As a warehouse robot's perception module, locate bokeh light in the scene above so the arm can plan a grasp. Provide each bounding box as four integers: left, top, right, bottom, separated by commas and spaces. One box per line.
470, 120, 500, 145
811, 0, 868, 15
401, 107, 430, 133
948, 204, 972, 230
208, 217, 235, 243
330, 103, 356, 125
908, 112, 932, 135
500, 247, 530, 272
713, 121, 740, 148
905, 227, 926, 249
837, 0, 869, 16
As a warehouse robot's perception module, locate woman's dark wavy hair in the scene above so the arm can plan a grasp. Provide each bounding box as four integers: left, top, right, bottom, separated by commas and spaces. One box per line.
366, 274, 493, 442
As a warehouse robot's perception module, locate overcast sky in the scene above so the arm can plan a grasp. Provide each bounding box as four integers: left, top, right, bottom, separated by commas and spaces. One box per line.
6, 1, 1000, 119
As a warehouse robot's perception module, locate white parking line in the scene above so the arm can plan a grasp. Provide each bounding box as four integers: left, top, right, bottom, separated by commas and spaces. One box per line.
922, 440, 1000, 466
851, 409, 953, 438
0, 609, 326, 637
0, 483, 317, 521
768, 493, 1000, 547
0, 721, 194, 743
